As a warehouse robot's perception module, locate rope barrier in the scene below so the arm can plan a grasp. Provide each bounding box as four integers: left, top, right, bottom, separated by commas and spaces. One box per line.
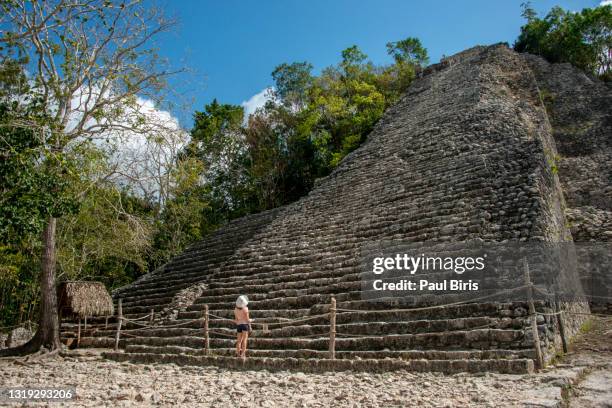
334, 285, 532, 314
121, 317, 203, 329
204, 283, 605, 328
335, 332, 374, 338
535, 311, 563, 316
120, 318, 156, 327
119, 331, 141, 338
148, 319, 203, 329
208, 330, 240, 338
207, 311, 329, 327
288, 332, 328, 338
124, 313, 153, 321
537, 311, 612, 319
206, 313, 234, 321
333, 321, 496, 339
531, 286, 612, 302
531, 289, 612, 317
253, 314, 329, 327
107, 280, 610, 359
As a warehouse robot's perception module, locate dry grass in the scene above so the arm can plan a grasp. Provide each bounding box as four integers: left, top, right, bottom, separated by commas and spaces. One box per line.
60, 281, 114, 318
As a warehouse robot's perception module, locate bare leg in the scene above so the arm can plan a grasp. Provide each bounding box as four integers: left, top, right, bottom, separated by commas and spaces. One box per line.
236, 332, 243, 357
241, 333, 249, 360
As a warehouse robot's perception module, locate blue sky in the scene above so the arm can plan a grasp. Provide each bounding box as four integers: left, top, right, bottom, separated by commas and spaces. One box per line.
156, 0, 604, 126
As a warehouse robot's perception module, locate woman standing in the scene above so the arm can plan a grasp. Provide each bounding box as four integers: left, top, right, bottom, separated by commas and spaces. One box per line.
234, 295, 251, 360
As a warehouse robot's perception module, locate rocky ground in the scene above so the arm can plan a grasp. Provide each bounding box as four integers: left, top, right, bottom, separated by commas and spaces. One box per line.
0, 317, 610, 408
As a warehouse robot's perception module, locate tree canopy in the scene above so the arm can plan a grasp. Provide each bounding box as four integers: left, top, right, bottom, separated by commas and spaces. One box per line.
174, 38, 428, 220
514, 3, 612, 81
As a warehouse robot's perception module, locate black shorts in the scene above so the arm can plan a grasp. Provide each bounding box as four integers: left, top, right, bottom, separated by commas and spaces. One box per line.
236, 324, 250, 333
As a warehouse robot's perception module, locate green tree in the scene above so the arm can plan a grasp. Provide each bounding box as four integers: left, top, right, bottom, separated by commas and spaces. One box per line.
302, 45, 386, 168
0, 0, 180, 354
244, 104, 319, 209
56, 177, 153, 289
340, 45, 369, 79
236, 37, 428, 210
150, 156, 209, 269
514, 3, 612, 80
271, 62, 313, 109
187, 100, 253, 222
386, 37, 429, 65
180, 36, 427, 232
0, 57, 82, 328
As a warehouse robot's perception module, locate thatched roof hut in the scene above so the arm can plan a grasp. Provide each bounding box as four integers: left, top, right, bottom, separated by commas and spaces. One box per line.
58, 281, 114, 318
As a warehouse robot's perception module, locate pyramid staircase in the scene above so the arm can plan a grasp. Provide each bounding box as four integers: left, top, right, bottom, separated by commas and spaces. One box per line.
59, 44, 607, 373
65, 241, 542, 374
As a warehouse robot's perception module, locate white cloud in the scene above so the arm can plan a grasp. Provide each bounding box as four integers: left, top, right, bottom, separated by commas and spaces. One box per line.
63, 86, 188, 203
241, 87, 275, 121
101, 97, 189, 204
600, 0, 612, 6
14, 71, 188, 205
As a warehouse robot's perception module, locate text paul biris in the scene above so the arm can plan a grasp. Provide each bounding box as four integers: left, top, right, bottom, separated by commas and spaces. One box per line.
370, 253, 485, 292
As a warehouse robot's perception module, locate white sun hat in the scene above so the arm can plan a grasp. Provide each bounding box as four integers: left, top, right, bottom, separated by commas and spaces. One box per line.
236, 295, 249, 308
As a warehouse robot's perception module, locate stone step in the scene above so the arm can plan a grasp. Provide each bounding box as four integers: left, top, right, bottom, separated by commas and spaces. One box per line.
81, 316, 518, 339
116, 276, 202, 296
178, 302, 527, 323
187, 292, 354, 312
121, 295, 174, 309
121, 303, 170, 314
204, 266, 356, 290
102, 351, 535, 374
124, 344, 536, 361
66, 301, 534, 338
164, 314, 524, 331
165, 246, 236, 264
179, 308, 311, 320
114, 281, 198, 301
114, 210, 283, 296
116, 328, 529, 351
194, 280, 362, 304
67, 336, 117, 348
116, 264, 359, 305
118, 294, 176, 308
199, 272, 359, 296
192, 272, 508, 305
187, 290, 527, 314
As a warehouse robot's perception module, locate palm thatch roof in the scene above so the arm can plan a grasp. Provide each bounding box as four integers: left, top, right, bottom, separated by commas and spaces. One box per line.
58, 281, 114, 318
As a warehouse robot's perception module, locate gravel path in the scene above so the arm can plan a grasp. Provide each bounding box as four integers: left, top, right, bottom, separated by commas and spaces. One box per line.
1, 318, 610, 407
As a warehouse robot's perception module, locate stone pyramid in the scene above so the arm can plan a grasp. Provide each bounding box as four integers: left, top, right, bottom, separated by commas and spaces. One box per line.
61, 44, 610, 373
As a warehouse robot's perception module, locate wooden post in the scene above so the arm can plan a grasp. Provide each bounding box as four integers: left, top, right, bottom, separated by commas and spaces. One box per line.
555, 300, 568, 353
523, 259, 544, 369
105, 316, 108, 330
84, 316, 87, 330
204, 305, 210, 356
114, 299, 122, 351
77, 317, 81, 348
329, 297, 336, 360
150, 309, 154, 325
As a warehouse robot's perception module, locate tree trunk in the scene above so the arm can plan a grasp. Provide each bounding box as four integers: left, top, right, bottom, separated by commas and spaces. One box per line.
0, 217, 62, 356
36, 216, 62, 350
